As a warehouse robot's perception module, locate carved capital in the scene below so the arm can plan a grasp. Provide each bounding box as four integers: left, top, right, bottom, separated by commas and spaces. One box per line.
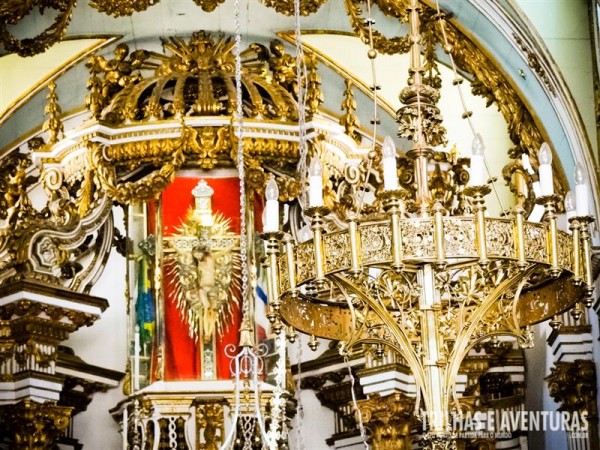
357, 393, 414, 450
418, 433, 457, 450
546, 360, 597, 413
0, 400, 72, 449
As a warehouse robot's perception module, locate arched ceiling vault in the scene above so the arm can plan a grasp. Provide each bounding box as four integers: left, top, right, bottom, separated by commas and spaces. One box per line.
0, 0, 596, 218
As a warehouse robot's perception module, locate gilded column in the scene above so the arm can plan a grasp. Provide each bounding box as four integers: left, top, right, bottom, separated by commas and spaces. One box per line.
546, 360, 599, 450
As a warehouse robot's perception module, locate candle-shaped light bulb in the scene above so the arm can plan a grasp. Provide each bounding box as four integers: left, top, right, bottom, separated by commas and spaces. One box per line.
472, 133, 485, 156
538, 143, 554, 196
469, 133, 487, 186
382, 135, 399, 191
538, 143, 552, 165
564, 191, 576, 220
574, 163, 586, 184
266, 176, 278, 201
309, 157, 324, 207
574, 163, 589, 216
264, 177, 280, 232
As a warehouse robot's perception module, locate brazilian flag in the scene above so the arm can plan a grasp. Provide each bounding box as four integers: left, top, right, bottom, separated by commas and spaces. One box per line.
136, 258, 156, 350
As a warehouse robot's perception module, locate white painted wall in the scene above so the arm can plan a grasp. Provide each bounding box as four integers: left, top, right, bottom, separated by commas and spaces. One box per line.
288, 388, 336, 450
516, 0, 598, 156
65, 207, 128, 449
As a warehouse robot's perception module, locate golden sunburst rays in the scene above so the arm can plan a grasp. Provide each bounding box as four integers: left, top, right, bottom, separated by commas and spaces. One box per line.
165, 209, 241, 343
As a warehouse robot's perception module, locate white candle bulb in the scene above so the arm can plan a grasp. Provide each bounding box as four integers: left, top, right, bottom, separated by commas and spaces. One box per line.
538, 143, 554, 196
469, 133, 487, 186
382, 135, 399, 191
309, 157, 324, 207
574, 163, 589, 216
564, 191, 576, 220
264, 177, 279, 232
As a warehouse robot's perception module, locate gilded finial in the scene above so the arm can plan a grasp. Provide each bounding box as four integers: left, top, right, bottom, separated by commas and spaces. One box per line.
305, 53, 323, 117
238, 312, 255, 348
192, 180, 215, 226
340, 79, 361, 143
43, 81, 64, 146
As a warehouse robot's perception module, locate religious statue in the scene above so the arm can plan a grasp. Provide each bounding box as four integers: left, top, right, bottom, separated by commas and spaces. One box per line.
164, 180, 241, 379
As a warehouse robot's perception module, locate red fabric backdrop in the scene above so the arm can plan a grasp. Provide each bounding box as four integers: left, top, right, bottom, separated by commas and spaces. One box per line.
162, 176, 241, 380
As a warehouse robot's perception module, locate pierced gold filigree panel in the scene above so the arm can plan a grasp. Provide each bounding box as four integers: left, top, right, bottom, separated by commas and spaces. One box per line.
323, 232, 352, 273
485, 219, 514, 259
444, 217, 476, 258
401, 219, 435, 260
360, 225, 392, 264
524, 223, 547, 263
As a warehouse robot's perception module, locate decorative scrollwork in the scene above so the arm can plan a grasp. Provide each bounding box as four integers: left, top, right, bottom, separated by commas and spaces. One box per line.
344, 0, 411, 55
89, 0, 159, 17
89, 33, 306, 125
0, 0, 77, 57
88, 133, 186, 204
260, 0, 328, 16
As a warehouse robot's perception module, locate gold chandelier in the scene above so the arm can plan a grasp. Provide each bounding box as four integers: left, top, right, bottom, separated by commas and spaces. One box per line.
261, 0, 595, 448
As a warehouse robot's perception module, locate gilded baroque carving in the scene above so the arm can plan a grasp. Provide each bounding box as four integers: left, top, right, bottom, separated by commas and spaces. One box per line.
0, 400, 72, 450
43, 82, 64, 146
344, 0, 411, 55
196, 401, 225, 450
0, 299, 98, 329
547, 360, 597, 413
433, 14, 565, 194
89, 0, 159, 17
260, 0, 329, 16
85, 43, 153, 119
305, 52, 324, 116
0, 139, 113, 292
192, 0, 226, 12
340, 80, 362, 144
0, 0, 77, 57
357, 393, 414, 450
0, 152, 35, 230
59, 32, 321, 205
87, 33, 305, 125
88, 137, 185, 204
513, 34, 557, 97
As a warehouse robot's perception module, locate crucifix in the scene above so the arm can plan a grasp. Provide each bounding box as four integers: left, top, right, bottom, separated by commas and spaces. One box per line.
164, 180, 241, 379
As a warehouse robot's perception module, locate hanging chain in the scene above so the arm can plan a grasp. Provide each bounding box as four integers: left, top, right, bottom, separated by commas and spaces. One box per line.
355, 0, 379, 216
292, 2, 307, 446
294, 338, 306, 450
234, 0, 249, 317
294, 0, 309, 210
267, 332, 288, 449
345, 356, 370, 449
433, 0, 505, 213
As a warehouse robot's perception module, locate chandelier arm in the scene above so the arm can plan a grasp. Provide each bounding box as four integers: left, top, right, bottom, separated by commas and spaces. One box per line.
445, 269, 537, 410
508, 265, 538, 336
252, 352, 272, 446
219, 348, 242, 450
329, 273, 428, 397
334, 275, 359, 335
444, 264, 537, 397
